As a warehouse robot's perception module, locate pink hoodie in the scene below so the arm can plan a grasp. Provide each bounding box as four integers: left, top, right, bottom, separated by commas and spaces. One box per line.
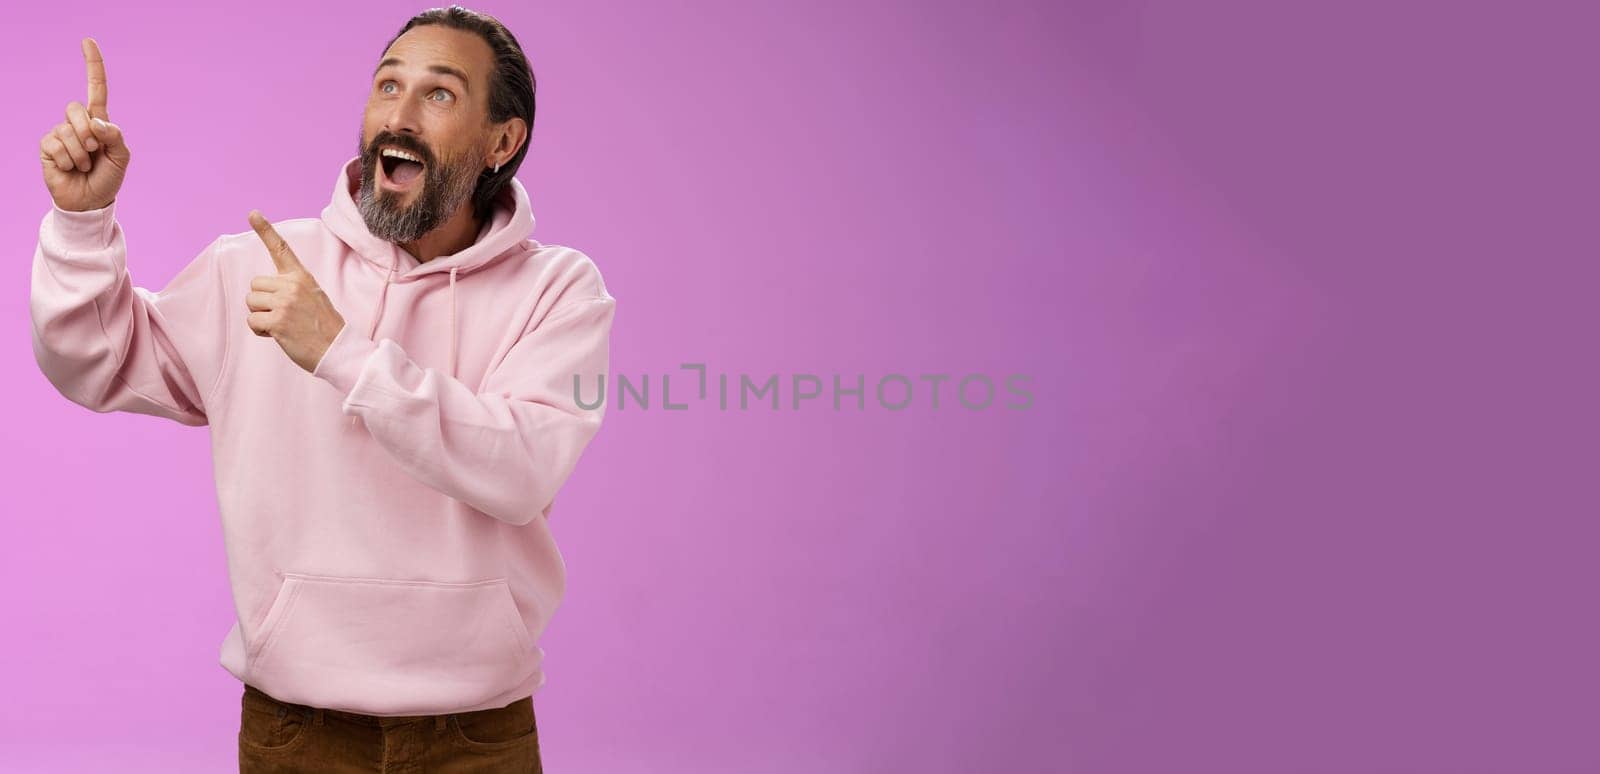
29, 156, 616, 716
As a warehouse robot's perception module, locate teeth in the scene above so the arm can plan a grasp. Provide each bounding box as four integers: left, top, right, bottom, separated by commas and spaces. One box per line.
380, 148, 423, 164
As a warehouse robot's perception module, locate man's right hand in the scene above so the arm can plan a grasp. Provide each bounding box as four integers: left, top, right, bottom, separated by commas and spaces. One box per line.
40, 38, 131, 213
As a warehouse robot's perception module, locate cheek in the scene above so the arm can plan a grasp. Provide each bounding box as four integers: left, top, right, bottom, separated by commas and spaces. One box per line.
361, 107, 385, 141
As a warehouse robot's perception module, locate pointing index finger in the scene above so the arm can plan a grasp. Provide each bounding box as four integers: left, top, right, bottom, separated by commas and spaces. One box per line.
248, 210, 305, 274
82, 37, 108, 121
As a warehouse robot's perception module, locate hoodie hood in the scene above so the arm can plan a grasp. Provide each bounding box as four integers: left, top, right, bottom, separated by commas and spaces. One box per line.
320, 156, 536, 384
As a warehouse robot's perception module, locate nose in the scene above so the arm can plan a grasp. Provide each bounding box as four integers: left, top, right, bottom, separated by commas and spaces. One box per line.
382, 96, 423, 136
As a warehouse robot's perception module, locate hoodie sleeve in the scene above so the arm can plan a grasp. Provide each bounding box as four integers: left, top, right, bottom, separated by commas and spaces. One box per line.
29, 201, 231, 427
310, 293, 615, 526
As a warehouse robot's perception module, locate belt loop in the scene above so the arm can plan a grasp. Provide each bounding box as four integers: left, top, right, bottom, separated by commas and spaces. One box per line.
312, 707, 325, 726
435, 714, 449, 732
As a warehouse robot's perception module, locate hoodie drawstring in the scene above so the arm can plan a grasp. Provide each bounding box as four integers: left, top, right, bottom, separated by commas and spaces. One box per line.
346, 260, 462, 429
368, 258, 396, 342
350, 258, 397, 427
448, 266, 460, 380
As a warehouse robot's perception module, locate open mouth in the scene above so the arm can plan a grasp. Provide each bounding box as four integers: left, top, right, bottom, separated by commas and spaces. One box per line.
378, 147, 426, 191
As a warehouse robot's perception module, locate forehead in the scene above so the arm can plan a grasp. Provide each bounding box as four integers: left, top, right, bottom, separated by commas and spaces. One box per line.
376, 25, 494, 88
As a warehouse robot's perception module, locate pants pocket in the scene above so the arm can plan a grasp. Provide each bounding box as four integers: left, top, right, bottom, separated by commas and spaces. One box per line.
245, 572, 535, 714
448, 697, 539, 751
238, 684, 311, 755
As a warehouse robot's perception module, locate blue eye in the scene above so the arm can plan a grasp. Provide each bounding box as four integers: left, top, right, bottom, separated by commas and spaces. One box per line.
375, 80, 451, 102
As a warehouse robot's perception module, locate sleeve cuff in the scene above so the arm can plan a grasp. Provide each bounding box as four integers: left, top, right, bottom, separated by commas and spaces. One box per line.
312, 321, 379, 397
44, 201, 118, 251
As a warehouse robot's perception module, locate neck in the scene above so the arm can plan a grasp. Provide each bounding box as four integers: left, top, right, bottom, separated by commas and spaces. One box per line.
402, 204, 481, 264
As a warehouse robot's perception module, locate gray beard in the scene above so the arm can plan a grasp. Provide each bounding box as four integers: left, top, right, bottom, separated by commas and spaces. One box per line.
356, 150, 482, 245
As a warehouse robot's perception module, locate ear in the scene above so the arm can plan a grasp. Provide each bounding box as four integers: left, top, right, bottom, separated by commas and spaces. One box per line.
487, 117, 528, 170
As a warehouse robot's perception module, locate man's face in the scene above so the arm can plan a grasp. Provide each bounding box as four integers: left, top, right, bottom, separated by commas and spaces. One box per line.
357, 25, 497, 244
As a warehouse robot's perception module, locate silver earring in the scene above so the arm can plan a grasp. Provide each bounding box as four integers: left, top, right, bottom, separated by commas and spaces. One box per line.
493, 161, 501, 174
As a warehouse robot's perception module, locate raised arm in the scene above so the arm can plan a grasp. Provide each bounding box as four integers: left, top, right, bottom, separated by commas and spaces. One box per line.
29, 38, 231, 425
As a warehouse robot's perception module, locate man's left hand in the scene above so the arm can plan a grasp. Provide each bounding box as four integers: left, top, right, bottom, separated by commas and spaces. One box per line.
246, 210, 347, 373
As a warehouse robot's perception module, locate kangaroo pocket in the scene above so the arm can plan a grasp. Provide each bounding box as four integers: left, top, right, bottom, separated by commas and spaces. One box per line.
245, 571, 535, 714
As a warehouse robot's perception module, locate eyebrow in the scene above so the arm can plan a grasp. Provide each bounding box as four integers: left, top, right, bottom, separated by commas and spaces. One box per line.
374, 57, 470, 92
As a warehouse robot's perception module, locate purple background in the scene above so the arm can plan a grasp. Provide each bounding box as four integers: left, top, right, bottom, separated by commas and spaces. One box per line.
2, 1, 1594, 772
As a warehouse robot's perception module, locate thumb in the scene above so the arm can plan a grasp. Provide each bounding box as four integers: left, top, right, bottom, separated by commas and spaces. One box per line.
89, 118, 129, 166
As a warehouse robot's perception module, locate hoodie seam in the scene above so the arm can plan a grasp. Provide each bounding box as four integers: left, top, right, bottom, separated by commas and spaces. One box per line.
97, 296, 200, 417
534, 296, 615, 332
202, 234, 235, 410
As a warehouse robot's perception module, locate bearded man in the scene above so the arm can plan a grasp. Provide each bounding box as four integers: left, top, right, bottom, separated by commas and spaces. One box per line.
31, 7, 615, 772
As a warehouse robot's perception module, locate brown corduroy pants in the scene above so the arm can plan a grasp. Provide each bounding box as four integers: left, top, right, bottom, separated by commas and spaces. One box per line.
238, 683, 543, 773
